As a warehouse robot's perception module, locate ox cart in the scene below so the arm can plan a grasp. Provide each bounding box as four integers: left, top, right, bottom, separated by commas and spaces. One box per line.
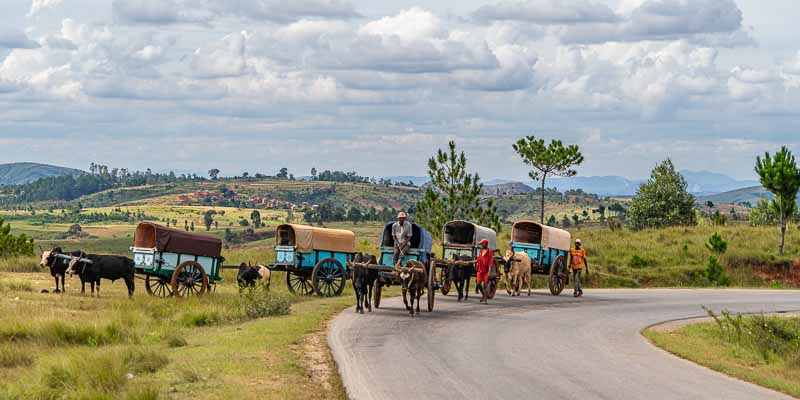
348, 222, 436, 311
269, 224, 356, 297
510, 221, 571, 295
434, 220, 500, 300
131, 222, 224, 297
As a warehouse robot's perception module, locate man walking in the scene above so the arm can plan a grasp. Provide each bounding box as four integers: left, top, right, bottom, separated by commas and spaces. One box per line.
475, 239, 494, 304
392, 212, 412, 266
570, 239, 588, 297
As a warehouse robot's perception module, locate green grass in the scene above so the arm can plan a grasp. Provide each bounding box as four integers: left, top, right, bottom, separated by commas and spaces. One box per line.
645, 314, 800, 398
0, 269, 355, 399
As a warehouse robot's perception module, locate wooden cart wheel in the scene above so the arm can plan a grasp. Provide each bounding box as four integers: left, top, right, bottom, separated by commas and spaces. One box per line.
312, 258, 346, 297
145, 274, 173, 297
374, 282, 382, 309
171, 261, 209, 297
439, 267, 451, 295
286, 271, 314, 295
548, 255, 568, 296
427, 262, 435, 312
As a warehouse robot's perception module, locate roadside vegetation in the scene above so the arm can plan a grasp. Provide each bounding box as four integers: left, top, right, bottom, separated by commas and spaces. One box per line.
645, 312, 800, 398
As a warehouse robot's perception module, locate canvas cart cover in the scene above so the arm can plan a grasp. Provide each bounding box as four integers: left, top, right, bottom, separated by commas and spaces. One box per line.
443, 220, 497, 250
511, 221, 571, 251
276, 224, 355, 254
133, 222, 222, 258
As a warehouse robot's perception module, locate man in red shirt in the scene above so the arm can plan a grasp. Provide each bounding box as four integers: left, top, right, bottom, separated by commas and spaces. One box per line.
475, 239, 494, 304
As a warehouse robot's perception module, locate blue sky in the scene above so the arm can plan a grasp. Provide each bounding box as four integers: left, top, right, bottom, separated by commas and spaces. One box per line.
1, 0, 798, 180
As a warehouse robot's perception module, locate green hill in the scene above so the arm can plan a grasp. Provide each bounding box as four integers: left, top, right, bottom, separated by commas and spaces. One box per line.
0, 162, 84, 185
698, 185, 800, 206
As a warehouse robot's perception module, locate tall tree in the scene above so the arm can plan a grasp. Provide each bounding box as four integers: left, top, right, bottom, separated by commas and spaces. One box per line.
415, 141, 501, 236
755, 146, 800, 255
627, 159, 696, 229
208, 169, 220, 180
513, 136, 584, 223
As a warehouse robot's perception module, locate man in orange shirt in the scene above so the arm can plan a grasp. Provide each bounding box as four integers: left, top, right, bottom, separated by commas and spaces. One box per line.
570, 239, 589, 297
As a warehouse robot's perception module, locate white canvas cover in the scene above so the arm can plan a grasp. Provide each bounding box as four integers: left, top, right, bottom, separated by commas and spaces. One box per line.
511, 221, 571, 251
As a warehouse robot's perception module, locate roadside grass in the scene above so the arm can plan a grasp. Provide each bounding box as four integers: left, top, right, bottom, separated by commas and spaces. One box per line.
644, 314, 800, 398
0, 269, 357, 399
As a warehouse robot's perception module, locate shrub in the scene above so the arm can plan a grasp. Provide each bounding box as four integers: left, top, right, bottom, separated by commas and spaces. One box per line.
607, 219, 623, 231
705, 308, 800, 363
240, 286, 292, 319
704, 256, 730, 286
628, 255, 650, 268
123, 348, 169, 374
180, 311, 221, 327
164, 334, 188, 348
706, 232, 728, 255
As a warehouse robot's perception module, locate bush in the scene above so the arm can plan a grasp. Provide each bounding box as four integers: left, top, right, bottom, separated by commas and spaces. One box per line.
240, 286, 292, 319
180, 311, 221, 327
0, 320, 131, 346
704, 256, 730, 286
705, 308, 800, 363
629, 255, 650, 268
164, 334, 188, 348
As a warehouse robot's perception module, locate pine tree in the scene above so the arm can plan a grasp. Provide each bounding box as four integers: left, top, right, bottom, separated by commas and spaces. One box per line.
513, 136, 584, 223
415, 141, 501, 235
755, 146, 800, 255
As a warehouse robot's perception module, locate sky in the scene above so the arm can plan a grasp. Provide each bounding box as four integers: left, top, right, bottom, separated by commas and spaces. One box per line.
1, 0, 798, 180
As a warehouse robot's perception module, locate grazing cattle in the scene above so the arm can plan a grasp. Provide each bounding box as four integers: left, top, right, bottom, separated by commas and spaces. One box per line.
40, 247, 81, 293
399, 260, 426, 316
503, 250, 532, 297
237, 263, 271, 289
448, 255, 474, 301
67, 254, 135, 297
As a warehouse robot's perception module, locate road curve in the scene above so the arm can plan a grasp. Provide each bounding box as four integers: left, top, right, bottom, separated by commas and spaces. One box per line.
329, 289, 800, 400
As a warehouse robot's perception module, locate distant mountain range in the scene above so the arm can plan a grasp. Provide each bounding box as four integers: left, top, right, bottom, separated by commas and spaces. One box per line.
385, 170, 759, 197
0, 162, 84, 185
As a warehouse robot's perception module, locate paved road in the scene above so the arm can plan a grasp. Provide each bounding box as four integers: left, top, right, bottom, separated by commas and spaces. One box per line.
329, 289, 800, 400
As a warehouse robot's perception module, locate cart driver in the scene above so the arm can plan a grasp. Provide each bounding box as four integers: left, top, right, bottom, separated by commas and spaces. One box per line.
475, 239, 494, 304
570, 239, 589, 297
392, 212, 412, 266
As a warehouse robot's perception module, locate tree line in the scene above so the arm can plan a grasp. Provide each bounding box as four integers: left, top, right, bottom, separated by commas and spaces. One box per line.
1, 163, 206, 204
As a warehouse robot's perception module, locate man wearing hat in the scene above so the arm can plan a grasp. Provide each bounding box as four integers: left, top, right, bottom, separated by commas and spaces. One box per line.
392, 212, 413, 266
570, 239, 589, 297
475, 238, 494, 303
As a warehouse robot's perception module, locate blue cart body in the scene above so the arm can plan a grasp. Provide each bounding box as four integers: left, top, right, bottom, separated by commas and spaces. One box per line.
271, 224, 356, 297
509, 221, 571, 275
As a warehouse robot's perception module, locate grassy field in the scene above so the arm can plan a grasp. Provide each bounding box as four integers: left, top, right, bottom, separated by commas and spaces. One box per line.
0, 268, 358, 400
645, 314, 800, 398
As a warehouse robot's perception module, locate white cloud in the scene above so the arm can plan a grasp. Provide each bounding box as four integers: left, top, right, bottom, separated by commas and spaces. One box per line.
557, 0, 752, 45
0, 29, 40, 49
27, 0, 63, 17
472, 0, 619, 24
112, 0, 211, 25
201, 0, 358, 23
190, 31, 248, 79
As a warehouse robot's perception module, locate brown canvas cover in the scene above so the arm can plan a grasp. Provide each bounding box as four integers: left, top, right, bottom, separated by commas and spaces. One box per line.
276, 224, 355, 254
134, 222, 222, 258
511, 221, 571, 251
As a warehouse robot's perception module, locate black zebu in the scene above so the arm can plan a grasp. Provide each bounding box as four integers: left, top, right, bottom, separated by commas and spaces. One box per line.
67, 253, 136, 297
40, 247, 81, 293
449, 255, 474, 301
351, 253, 378, 313
399, 260, 426, 316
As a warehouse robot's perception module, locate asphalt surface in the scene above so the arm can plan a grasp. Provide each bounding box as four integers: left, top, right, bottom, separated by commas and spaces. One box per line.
329, 289, 800, 400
